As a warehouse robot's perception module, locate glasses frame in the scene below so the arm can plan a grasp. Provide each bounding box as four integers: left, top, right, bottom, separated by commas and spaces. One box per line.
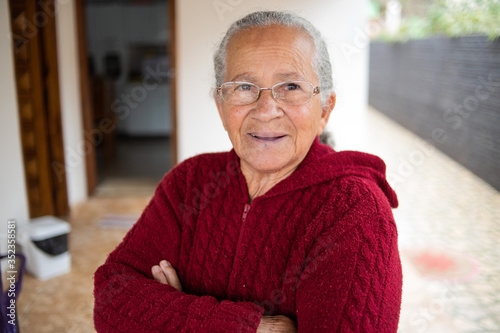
216, 81, 321, 106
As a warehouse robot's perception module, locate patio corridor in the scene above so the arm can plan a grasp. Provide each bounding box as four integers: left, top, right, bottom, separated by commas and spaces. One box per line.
362, 107, 500, 333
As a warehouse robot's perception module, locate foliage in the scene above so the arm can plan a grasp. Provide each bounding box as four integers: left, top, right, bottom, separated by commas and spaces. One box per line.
369, 0, 381, 20
377, 0, 500, 41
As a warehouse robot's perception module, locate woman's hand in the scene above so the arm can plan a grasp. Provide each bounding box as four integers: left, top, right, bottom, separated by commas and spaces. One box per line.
152, 262, 296, 332
256, 315, 297, 332
151, 260, 183, 292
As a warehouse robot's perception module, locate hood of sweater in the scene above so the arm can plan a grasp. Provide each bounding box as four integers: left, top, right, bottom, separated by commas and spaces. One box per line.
231, 137, 398, 208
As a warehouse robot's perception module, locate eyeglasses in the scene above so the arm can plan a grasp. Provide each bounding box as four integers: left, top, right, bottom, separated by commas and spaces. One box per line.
217, 81, 320, 106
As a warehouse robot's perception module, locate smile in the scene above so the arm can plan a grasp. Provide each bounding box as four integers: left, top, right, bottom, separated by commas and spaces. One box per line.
249, 133, 287, 142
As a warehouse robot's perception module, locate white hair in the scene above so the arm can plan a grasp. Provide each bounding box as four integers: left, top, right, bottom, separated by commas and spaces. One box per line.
213, 11, 335, 107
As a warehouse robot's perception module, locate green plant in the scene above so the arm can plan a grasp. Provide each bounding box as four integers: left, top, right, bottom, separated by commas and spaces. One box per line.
376, 0, 500, 41
428, 0, 500, 39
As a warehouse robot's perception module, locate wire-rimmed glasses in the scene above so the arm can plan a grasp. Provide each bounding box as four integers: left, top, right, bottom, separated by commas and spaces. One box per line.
217, 81, 320, 106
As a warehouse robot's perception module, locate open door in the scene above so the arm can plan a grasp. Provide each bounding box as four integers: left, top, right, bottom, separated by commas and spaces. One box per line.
75, 0, 178, 196
9, 0, 69, 218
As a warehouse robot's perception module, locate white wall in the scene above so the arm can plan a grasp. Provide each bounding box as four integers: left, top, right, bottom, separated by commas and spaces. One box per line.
56, 0, 88, 206
176, 0, 370, 162
0, 1, 30, 252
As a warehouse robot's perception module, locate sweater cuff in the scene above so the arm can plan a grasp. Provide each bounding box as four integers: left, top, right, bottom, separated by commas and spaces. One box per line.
205, 300, 264, 333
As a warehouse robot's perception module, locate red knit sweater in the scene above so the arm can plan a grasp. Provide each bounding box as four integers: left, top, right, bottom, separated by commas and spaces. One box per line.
94, 139, 402, 332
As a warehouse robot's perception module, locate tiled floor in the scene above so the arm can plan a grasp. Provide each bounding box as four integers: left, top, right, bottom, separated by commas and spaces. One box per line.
96, 136, 172, 183
17, 196, 152, 333
14, 107, 500, 332
360, 108, 500, 333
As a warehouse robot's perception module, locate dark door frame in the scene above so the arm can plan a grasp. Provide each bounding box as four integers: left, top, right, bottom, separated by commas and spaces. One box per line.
9, 0, 69, 218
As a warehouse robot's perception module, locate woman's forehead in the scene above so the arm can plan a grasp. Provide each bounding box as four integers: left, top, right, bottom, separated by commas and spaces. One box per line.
226, 72, 309, 84
228, 25, 313, 53
225, 25, 316, 82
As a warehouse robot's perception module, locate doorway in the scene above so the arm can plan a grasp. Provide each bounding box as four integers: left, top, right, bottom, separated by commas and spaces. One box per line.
77, 0, 177, 196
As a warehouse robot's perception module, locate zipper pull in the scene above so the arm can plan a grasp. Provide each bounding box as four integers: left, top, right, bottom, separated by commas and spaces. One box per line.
242, 203, 251, 222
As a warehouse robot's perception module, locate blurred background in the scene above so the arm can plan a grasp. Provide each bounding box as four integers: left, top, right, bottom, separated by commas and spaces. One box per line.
0, 0, 499, 332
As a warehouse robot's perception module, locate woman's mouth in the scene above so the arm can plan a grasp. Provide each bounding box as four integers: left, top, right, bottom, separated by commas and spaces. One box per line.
249, 133, 287, 142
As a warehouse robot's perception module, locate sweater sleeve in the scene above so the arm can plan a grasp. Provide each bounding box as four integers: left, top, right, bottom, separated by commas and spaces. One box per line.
93, 168, 264, 332
295, 181, 402, 332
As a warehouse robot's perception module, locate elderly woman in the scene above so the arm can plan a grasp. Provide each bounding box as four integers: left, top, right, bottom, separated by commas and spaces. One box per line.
94, 11, 402, 332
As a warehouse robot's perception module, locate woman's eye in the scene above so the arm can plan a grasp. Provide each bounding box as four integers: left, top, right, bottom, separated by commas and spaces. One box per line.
235, 84, 252, 91
285, 83, 301, 91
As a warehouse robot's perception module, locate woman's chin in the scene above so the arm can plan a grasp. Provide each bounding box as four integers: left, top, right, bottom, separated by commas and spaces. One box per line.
236, 137, 300, 175
242, 155, 297, 175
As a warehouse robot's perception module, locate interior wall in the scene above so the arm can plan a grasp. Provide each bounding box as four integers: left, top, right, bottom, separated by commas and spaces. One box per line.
54, 0, 88, 206
0, 0, 30, 252
176, 0, 370, 162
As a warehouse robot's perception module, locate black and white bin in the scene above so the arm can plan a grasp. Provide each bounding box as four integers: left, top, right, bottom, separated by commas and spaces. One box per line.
23, 216, 71, 280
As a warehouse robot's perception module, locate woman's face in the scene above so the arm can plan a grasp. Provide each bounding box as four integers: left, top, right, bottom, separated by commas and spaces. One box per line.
216, 25, 334, 176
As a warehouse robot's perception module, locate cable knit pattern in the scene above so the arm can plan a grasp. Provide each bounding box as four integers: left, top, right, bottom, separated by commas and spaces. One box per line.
94, 138, 402, 332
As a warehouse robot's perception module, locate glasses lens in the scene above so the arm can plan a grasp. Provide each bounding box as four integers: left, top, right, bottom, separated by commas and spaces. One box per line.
219, 81, 317, 105
221, 82, 258, 105
273, 81, 314, 105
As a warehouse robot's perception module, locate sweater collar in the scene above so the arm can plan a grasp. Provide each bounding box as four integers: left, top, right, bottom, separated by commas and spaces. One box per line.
229, 137, 398, 208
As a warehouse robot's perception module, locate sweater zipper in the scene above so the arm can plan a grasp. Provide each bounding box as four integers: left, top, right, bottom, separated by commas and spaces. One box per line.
241, 203, 251, 222
228, 203, 251, 291
236, 203, 251, 248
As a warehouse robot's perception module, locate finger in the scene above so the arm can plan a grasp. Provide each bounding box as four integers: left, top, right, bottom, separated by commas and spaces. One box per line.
151, 265, 168, 285
160, 260, 183, 292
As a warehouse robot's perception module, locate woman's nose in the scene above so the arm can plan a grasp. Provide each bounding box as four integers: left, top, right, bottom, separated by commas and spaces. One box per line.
253, 89, 283, 121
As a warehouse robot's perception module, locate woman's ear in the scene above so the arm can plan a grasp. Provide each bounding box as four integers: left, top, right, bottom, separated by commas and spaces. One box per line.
322, 92, 336, 116
318, 92, 336, 134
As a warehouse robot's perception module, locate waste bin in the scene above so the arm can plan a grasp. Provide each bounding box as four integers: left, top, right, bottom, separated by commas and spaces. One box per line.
22, 216, 71, 281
